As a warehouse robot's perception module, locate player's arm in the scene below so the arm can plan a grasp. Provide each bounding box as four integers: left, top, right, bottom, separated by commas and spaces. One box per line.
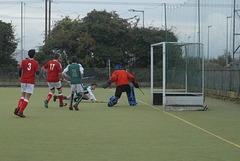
58, 73, 68, 83
42, 63, 48, 73
87, 87, 99, 102
19, 68, 22, 78
42, 67, 48, 73
102, 71, 117, 89
109, 71, 117, 82
62, 65, 70, 80
79, 64, 84, 79
127, 72, 139, 88
19, 61, 24, 79
35, 62, 40, 75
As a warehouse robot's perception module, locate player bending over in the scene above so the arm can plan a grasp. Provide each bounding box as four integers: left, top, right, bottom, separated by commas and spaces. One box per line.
14, 49, 40, 118
53, 83, 101, 103
102, 65, 139, 107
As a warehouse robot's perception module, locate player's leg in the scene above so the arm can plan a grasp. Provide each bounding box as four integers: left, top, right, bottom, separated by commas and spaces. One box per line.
44, 82, 55, 108
18, 93, 31, 117
73, 93, 79, 102
83, 94, 90, 100
14, 85, 26, 115
58, 90, 67, 107
74, 92, 83, 109
83, 95, 89, 100
56, 82, 67, 107
18, 84, 34, 118
108, 96, 118, 107
69, 84, 76, 110
73, 84, 84, 110
14, 83, 26, 116
108, 86, 122, 107
53, 95, 67, 101
126, 86, 137, 106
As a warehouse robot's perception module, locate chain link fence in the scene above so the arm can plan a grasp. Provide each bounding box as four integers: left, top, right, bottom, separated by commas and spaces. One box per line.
0, 67, 239, 94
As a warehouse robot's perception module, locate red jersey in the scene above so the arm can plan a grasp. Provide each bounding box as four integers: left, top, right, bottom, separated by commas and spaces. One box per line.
110, 69, 136, 87
43, 60, 62, 82
20, 58, 40, 84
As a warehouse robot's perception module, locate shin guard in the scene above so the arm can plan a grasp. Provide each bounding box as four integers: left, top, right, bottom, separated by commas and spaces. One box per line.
127, 86, 137, 106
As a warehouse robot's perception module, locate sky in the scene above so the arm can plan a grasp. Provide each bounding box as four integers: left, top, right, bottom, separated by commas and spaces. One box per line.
0, 0, 238, 60
0, 0, 188, 50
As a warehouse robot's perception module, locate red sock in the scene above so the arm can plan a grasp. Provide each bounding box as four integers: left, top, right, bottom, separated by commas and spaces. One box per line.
17, 97, 24, 108
20, 99, 29, 113
46, 92, 53, 102
58, 93, 63, 104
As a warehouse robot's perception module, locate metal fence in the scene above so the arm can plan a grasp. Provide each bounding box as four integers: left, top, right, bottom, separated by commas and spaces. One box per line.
0, 67, 239, 93
205, 69, 240, 92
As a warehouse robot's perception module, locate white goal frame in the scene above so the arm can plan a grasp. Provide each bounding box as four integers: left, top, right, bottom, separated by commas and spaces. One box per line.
150, 42, 205, 111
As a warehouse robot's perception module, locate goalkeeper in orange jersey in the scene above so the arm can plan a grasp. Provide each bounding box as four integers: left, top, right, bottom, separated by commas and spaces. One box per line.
102, 65, 139, 107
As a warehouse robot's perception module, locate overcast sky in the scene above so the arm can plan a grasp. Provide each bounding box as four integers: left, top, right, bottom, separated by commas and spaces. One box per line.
0, 0, 188, 50
0, 0, 238, 59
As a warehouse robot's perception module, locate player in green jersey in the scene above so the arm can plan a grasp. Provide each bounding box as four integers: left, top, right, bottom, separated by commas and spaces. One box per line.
62, 56, 84, 110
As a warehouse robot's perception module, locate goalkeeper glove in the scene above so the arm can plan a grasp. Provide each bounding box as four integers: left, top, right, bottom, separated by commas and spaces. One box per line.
102, 79, 111, 89
132, 81, 139, 88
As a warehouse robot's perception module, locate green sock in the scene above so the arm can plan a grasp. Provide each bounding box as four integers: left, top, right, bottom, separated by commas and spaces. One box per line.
70, 94, 74, 105
76, 95, 83, 105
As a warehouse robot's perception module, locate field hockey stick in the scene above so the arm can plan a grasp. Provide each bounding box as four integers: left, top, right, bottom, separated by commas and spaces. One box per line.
83, 75, 97, 80
100, 101, 108, 103
138, 87, 144, 95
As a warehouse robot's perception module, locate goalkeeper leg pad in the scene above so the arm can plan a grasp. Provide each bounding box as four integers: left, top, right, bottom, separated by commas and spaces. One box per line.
127, 86, 137, 106
108, 96, 118, 107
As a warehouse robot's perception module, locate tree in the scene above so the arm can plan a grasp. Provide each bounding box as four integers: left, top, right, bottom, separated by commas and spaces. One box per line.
37, 16, 96, 67
38, 10, 178, 68
0, 20, 18, 67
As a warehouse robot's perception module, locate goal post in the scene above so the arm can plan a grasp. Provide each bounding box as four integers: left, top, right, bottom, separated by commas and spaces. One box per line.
151, 42, 206, 111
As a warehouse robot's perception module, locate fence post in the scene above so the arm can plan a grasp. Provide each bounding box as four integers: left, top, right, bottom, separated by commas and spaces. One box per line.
230, 70, 232, 91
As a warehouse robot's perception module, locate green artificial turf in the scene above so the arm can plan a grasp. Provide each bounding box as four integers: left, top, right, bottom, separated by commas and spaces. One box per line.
0, 87, 240, 161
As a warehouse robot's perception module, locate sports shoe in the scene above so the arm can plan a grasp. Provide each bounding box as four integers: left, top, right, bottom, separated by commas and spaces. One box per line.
17, 112, 26, 118
69, 105, 73, 110
59, 103, 67, 107
44, 100, 48, 108
108, 99, 118, 107
73, 104, 79, 111
14, 107, 20, 115
53, 95, 58, 102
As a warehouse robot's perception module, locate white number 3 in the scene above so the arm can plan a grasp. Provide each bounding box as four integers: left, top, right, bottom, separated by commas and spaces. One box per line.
27, 63, 31, 71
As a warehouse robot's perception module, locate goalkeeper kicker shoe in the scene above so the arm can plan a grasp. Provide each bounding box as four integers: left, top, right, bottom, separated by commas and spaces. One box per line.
108, 96, 118, 107
14, 107, 20, 115
59, 103, 67, 107
44, 100, 48, 108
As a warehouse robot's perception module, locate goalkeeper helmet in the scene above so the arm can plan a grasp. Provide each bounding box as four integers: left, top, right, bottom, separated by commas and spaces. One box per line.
116, 65, 122, 70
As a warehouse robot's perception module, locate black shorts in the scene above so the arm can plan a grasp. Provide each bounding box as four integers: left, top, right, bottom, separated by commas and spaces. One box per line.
115, 84, 131, 98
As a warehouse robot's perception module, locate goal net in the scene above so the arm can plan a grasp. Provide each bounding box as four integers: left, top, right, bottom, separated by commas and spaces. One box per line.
151, 42, 206, 111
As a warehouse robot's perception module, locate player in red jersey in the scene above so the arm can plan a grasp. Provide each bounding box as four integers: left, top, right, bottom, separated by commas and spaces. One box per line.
42, 53, 67, 108
14, 49, 40, 118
